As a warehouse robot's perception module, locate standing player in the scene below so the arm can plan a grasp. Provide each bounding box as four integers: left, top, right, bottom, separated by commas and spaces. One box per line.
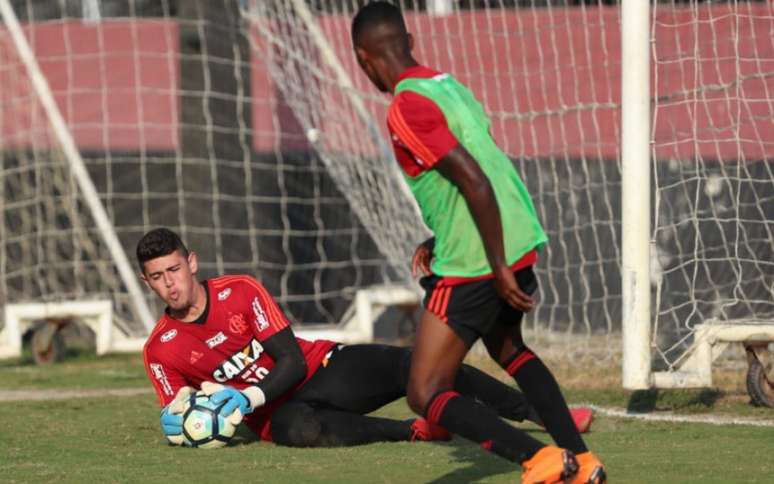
351, 3, 605, 483
139, 228, 591, 448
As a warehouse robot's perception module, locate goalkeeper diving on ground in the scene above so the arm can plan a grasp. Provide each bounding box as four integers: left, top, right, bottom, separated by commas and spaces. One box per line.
138, 228, 592, 448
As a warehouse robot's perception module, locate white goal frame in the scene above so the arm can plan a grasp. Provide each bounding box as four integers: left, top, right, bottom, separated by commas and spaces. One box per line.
620, 0, 774, 390
293, 285, 420, 344
0, 300, 147, 358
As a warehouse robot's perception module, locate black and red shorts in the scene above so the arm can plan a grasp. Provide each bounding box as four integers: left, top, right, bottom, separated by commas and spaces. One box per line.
419, 265, 538, 347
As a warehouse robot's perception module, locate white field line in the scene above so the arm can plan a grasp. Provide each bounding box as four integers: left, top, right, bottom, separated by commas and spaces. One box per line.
585, 403, 774, 428
2, 389, 773, 428
0, 387, 153, 402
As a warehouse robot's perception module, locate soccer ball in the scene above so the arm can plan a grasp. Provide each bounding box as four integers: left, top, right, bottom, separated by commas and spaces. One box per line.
170, 390, 240, 449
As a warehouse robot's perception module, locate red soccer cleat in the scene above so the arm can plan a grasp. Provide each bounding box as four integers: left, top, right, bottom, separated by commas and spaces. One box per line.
569, 407, 594, 434
409, 418, 452, 442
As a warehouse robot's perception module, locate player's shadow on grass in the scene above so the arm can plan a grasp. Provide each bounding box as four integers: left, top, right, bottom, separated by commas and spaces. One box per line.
425, 428, 544, 483
228, 425, 262, 447
627, 388, 722, 413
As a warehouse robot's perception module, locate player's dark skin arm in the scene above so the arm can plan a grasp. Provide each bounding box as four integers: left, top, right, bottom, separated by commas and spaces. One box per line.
411, 237, 434, 276
434, 146, 535, 312
254, 327, 308, 402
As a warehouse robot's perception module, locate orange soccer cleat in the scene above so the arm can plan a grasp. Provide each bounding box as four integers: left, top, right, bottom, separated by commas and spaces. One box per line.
521, 446, 579, 484
570, 451, 606, 484
409, 418, 452, 442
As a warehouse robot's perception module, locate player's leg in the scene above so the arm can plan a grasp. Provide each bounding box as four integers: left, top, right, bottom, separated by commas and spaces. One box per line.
483, 266, 604, 482
454, 361, 531, 421
487, 323, 605, 484
308, 341, 563, 428
285, 343, 449, 443
484, 318, 586, 453
408, 307, 554, 465
270, 401, 414, 447
456, 360, 591, 432
295, 342, 537, 437
409, 274, 580, 480
293, 344, 408, 413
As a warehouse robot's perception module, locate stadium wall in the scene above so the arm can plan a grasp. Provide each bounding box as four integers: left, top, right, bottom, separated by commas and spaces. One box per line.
2, 4, 772, 160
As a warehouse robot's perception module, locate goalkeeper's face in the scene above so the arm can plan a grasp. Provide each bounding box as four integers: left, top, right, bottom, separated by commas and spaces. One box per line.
141, 250, 199, 313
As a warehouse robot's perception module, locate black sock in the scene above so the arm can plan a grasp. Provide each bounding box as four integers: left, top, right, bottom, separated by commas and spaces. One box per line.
426, 390, 544, 463
454, 363, 531, 422
524, 405, 543, 426
505, 348, 587, 454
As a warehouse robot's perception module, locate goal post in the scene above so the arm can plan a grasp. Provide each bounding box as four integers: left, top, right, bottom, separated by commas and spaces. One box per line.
622, 0, 774, 389
621, 0, 652, 390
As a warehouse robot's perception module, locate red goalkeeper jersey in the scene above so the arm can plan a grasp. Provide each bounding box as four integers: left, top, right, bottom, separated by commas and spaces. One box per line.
143, 274, 337, 441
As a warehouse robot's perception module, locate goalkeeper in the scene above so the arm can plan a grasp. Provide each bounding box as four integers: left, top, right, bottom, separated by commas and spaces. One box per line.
138, 228, 591, 448
351, 2, 604, 483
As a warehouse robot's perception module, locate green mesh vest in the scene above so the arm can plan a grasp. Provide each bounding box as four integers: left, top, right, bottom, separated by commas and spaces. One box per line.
394, 73, 547, 277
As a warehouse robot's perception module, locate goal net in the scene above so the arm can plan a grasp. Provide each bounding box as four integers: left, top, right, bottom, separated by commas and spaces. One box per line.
246, 0, 774, 368
650, 1, 774, 372
0, 0, 395, 342
1, 1, 771, 372
249, 0, 627, 361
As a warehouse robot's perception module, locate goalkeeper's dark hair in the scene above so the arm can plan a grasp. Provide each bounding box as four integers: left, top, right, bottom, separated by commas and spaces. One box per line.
351, 1, 407, 46
136, 228, 189, 271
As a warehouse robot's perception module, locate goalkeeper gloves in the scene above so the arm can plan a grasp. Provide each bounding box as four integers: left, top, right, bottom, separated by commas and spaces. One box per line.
201, 381, 265, 417
160, 405, 183, 436
160, 386, 193, 445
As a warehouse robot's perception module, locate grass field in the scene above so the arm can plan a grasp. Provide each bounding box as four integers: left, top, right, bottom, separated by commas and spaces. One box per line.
1, 351, 773, 483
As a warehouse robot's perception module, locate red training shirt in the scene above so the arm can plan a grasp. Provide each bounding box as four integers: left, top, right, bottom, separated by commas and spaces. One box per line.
143, 274, 336, 441
387, 65, 460, 177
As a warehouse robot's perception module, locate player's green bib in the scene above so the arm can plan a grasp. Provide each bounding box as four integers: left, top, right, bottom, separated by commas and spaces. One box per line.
395, 74, 547, 277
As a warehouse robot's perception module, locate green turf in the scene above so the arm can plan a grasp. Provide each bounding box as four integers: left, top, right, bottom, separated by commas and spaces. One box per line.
564, 386, 774, 420
1, 354, 773, 483
0, 352, 147, 390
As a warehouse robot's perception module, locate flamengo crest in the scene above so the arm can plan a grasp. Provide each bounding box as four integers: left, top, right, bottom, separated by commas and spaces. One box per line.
228, 313, 248, 335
